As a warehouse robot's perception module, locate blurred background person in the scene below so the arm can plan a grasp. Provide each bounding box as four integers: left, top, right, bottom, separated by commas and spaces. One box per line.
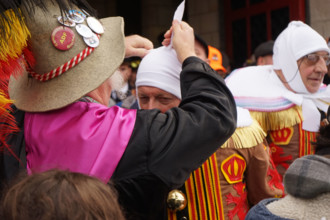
254, 40, 274, 66
194, 34, 209, 63
208, 45, 228, 78
118, 57, 141, 109
110, 57, 141, 107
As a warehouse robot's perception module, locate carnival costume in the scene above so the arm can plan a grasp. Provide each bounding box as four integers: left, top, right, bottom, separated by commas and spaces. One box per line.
1, 0, 237, 219
167, 107, 284, 220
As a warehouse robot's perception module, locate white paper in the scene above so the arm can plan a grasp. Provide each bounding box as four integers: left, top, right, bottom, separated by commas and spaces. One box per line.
173, 0, 185, 22
170, 0, 185, 47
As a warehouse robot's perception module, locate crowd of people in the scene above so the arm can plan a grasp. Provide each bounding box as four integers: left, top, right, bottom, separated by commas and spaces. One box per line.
0, 0, 329, 220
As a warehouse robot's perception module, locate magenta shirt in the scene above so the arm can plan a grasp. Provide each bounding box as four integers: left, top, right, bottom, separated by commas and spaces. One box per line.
24, 102, 136, 183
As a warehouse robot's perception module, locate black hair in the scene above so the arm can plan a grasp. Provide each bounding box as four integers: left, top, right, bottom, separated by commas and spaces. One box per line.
195, 34, 209, 57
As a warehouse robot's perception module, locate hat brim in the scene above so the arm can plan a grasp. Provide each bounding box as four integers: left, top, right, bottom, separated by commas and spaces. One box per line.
9, 3, 125, 112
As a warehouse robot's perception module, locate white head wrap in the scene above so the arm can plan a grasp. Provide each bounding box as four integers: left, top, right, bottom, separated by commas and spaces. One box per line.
136, 46, 182, 99
273, 21, 330, 94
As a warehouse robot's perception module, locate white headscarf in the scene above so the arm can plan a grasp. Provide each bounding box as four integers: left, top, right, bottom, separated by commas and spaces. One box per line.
272, 21, 330, 131
136, 46, 182, 99
273, 21, 330, 94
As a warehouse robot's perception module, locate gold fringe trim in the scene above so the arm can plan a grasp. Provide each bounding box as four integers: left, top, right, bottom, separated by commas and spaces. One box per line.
222, 119, 267, 149
249, 105, 302, 132
0, 9, 30, 61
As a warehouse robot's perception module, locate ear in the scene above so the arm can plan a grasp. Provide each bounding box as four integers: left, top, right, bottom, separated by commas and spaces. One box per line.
257, 57, 264, 65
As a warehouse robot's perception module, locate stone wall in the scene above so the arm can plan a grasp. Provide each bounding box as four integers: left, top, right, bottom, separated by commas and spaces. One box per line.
140, 0, 181, 47
88, 0, 226, 49
308, 0, 330, 40
186, 0, 225, 51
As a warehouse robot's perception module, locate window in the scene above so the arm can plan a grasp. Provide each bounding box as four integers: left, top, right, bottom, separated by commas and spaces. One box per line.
225, 0, 305, 68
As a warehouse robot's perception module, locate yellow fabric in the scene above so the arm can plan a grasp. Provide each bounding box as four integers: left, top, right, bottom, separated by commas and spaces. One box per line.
250, 106, 302, 132
222, 119, 266, 149
0, 9, 30, 61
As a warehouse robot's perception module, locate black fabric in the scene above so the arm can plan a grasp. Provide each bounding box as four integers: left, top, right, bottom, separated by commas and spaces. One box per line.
112, 57, 237, 219
323, 74, 330, 85
0, 106, 26, 193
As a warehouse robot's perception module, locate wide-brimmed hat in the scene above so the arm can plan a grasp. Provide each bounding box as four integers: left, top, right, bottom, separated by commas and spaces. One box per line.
9, 0, 125, 112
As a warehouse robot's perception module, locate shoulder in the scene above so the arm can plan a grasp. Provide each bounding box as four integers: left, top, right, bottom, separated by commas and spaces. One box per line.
245, 198, 284, 220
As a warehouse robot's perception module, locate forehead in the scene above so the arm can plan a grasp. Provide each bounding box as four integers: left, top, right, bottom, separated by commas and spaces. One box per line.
312, 51, 329, 55
137, 86, 173, 96
195, 41, 207, 54
120, 63, 131, 67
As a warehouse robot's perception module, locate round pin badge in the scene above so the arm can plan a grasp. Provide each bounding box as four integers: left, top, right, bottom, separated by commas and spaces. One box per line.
86, 17, 104, 34
68, 11, 84, 24
84, 33, 100, 48
57, 15, 75, 27
76, 24, 93, 38
69, 10, 87, 19
51, 26, 75, 51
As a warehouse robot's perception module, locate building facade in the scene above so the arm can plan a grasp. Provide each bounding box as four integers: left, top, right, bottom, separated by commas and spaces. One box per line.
89, 0, 330, 69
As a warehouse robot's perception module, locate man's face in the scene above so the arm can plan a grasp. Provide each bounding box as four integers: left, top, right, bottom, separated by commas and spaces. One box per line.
137, 86, 181, 113
298, 51, 329, 93
194, 41, 209, 62
118, 63, 132, 82
128, 70, 137, 88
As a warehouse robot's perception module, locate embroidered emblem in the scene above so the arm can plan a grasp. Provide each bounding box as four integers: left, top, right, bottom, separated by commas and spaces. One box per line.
267, 156, 285, 192
225, 182, 248, 220
269, 143, 293, 170
221, 154, 246, 184
269, 127, 294, 145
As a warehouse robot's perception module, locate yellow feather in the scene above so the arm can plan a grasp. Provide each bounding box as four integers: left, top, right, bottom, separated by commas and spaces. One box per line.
0, 9, 30, 61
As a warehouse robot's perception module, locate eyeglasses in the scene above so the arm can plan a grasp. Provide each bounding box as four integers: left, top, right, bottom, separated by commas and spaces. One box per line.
304, 54, 330, 66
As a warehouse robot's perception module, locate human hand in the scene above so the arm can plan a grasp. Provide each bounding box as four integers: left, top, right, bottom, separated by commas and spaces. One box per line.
162, 20, 196, 63
125, 35, 153, 58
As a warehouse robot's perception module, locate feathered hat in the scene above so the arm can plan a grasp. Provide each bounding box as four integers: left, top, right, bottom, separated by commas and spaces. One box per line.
9, 0, 125, 112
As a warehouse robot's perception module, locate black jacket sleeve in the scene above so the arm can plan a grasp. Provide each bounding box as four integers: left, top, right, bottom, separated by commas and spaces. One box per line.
112, 56, 237, 188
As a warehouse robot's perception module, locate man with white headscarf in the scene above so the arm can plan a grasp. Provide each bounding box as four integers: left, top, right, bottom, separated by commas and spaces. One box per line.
137, 44, 284, 220
226, 21, 330, 178
135, 46, 182, 112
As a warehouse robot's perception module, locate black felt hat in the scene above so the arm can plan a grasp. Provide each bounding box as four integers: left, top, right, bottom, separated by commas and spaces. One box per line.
254, 40, 274, 59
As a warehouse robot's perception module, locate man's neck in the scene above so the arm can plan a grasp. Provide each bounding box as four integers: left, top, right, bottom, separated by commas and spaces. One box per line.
86, 81, 111, 106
